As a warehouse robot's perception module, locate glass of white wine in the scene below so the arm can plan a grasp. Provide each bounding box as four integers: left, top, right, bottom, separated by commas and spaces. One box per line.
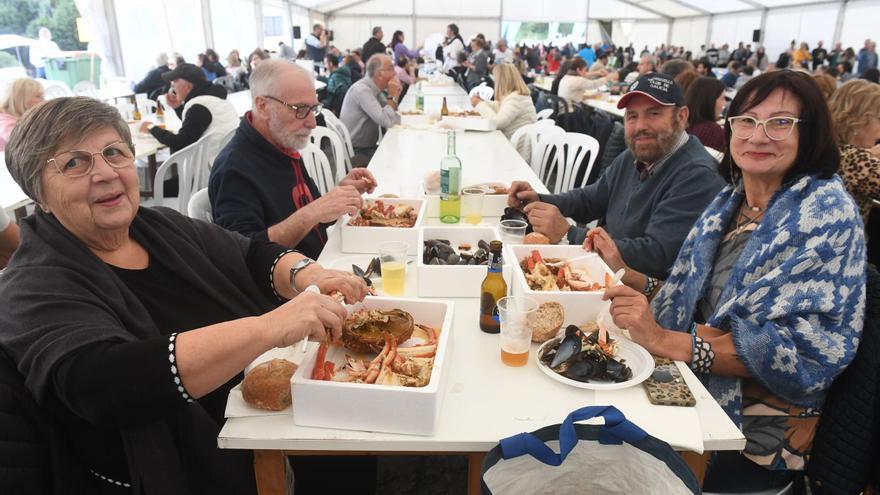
378, 241, 409, 296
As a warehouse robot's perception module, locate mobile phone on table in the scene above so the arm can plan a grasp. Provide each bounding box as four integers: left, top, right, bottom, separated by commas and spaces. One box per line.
643, 357, 696, 407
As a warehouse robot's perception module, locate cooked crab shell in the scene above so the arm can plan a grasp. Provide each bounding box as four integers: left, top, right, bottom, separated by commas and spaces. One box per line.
341, 309, 415, 353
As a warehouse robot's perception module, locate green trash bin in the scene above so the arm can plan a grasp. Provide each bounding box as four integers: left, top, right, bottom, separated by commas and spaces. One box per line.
44, 54, 101, 88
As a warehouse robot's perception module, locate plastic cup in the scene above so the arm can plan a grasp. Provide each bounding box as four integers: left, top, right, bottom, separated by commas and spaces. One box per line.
499, 219, 528, 245
497, 296, 539, 367
378, 241, 408, 296
461, 187, 486, 225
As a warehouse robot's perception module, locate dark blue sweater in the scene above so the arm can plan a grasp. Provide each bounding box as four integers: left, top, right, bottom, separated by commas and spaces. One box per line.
209, 117, 327, 259
539, 135, 724, 279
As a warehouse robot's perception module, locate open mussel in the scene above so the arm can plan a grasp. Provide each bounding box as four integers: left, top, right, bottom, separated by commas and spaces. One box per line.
501, 207, 534, 234
541, 324, 633, 383
423, 239, 492, 266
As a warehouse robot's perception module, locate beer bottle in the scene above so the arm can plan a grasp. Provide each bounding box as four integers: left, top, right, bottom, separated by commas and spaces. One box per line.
155, 100, 166, 129
131, 98, 142, 121
440, 96, 449, 116
479, 241, 507, 333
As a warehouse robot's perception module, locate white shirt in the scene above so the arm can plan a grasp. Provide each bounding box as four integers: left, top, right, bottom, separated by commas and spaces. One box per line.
305, 34, 322, 49
493, 49, 513, 65
442, 38, 465, 72
557, 74, 609, 109
29, 38, 61, 69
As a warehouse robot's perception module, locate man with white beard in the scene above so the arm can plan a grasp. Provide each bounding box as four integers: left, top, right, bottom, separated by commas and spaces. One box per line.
209, 59, 376, 259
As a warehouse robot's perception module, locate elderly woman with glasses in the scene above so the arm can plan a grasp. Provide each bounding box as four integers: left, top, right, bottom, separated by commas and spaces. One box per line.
592, 70, 865, 491
0, 96, 371, 494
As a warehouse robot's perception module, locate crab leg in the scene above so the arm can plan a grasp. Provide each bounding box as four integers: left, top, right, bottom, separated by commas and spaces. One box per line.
311, 342, 331, 380
396, 344, 437, 358
364, 334, 393, 384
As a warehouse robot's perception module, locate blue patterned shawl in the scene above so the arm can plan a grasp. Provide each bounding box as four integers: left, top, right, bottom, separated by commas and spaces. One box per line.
651, 174, 865, 425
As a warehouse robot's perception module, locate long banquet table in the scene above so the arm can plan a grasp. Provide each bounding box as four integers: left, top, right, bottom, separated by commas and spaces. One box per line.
218, 127, 745, 494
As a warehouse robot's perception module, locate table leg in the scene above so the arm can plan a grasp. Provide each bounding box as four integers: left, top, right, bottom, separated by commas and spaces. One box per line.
254, 450, 287, 495
141, 154, 158, 198
467, 452, 485, 495
681, 451, 710, 488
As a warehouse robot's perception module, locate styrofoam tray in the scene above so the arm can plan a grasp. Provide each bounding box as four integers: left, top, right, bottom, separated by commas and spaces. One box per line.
417, 226, 511, 297
424, 182, 508, 218
507, 244, 618, 326
339, 198, 426, 255
440, 115, 496, 132
291, 297, 454, 435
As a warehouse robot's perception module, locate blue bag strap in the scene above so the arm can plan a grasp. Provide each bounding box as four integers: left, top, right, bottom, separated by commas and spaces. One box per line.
499, 405, 648, 466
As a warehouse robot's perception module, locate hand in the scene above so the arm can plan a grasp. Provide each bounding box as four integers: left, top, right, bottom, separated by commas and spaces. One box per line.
298, 265, 370, 305
262, 291, 347, 347
138, 121, 152, 134
339, 168, 377, 194
469, 95, 481, 107
583, 227, 625, 272
305, 185, 363, 224
165, 90, 181, 108
604, 285, 664, 354
523, 202, 570, 244
387, 77, 402, 98
507, 181, 539, 207
870, 144, 880, 159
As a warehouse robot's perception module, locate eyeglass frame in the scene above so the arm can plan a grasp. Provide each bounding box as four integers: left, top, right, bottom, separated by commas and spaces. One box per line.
263, 95, 323, 119
726, 115, 805, 141
45, 141, 136, 178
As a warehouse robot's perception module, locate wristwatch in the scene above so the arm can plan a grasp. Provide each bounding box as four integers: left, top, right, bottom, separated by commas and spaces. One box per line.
289, 258, 315, 293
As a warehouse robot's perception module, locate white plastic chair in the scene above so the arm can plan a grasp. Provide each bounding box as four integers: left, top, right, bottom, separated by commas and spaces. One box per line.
322, 110, 358, 173
151, 140, 203, 213
309, 126, 347, 184
187, 187, 213, 222
192, 131, 235, 192
140, 98, 158, 116
469, 83, 494, 101
538, 132, 601, 194
510, 122, 565, 173
72, 81, 98, 98
536, 108, 554, 121
299, 143, 335, 196
39, 79, 72, 99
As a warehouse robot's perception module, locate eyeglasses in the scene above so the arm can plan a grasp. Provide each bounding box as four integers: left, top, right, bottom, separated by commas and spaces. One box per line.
46, 141, 135, 178
727, 115, 804, 141
264, 95, 323, 119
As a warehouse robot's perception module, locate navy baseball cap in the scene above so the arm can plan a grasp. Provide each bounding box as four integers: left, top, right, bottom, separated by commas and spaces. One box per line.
617, 73, 685, 109
161, 63, 207, 85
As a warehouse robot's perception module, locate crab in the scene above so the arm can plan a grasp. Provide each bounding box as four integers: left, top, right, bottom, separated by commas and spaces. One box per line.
348, 200, 418, 228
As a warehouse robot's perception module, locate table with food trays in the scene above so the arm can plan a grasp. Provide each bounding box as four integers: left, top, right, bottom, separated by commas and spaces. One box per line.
217, 127, 745, 495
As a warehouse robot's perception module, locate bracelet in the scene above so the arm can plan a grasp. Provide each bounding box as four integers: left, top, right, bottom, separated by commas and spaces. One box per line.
690, 334, 715, 375
642, 276, 659, 296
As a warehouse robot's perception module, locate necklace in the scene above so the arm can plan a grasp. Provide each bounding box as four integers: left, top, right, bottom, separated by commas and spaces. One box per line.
730, 203, 765, 237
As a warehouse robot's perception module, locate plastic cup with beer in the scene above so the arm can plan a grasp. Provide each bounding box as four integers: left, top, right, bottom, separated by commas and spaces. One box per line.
378, 241, 408, 296
499, 219, 528, 245
461, 187, 486, 225
496, 296, 539, 367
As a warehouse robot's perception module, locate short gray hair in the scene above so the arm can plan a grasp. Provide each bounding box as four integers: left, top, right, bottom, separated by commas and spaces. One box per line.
5, 97, 132, 205
156, 52, 169, 67
250, 59, 313, 107
372, 26, 382, 36
366, 54, 389, 78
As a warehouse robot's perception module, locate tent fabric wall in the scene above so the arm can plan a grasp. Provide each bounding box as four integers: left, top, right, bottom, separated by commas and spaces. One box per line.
763, 3, 839, 62
709, 11, 762, 49
211, 0, 259, 60
670, 17, 709, 51
839, 0, 880, 52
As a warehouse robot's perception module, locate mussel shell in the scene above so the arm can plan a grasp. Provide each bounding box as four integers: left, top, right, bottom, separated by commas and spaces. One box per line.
457, 259, 469, 265
501, 207, 534, 234
478, 239, 490, 251
550, 333, 581, 368
429, 258, 441, 265
446, 253, 460, 265
604, 359, 633, 382
562, 360, 602, 382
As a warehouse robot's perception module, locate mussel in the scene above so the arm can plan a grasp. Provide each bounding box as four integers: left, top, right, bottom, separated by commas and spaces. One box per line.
423, 238, 491, 266
540, 324, 633, 383
501, 207, 534, 234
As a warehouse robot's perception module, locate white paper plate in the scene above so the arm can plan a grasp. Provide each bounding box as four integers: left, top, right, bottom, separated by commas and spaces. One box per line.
535, 336, 653, 390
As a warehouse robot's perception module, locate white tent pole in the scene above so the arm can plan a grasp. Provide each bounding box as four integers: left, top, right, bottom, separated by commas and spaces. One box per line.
201, 0, 214, 50
758, 8, 768, 48
705, 14, 714, 48
498, 0, 503, 43
832, 0, 848, 48
103, 0, 126, 78
255, 0, 264, 49
585, 0, 590, 43
411, 0, 416, 47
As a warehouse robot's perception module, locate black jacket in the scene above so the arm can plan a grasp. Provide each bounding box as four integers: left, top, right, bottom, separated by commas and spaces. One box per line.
362, 37, 387, 63
134, 65, 171, 100
149, 83, 228, 153
209, 116, 328, 259
808, 264, 880, 494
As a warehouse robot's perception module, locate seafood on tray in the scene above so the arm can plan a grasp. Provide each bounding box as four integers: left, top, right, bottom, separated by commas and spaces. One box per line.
311, 308, 439, 388
539, 322, 633, 383
446, 110, 482, 117
520, 250, 609, 291
348, 199, 418, 228
423, 238, 493, 266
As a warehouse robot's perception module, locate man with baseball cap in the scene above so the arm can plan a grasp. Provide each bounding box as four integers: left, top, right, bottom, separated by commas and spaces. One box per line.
508, 73, 724, 286
139, 62, 239, 154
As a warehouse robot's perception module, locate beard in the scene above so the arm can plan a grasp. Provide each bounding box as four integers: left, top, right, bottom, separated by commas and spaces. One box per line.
268, 108, 312, 150
625, 116, 684, 164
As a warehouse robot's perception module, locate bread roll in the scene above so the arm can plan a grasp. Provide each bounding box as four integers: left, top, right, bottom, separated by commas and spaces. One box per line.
530, 302, 564, 342
523, 232, 551, 245
242, 359, 298, 411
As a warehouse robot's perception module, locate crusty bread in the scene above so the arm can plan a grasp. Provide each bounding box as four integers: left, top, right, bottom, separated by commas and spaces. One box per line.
523, 232, 551, 245
242, 359, 298, 411
530, 302, 564, 342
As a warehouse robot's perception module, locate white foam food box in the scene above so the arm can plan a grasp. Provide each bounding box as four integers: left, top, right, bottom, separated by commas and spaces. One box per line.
339, 198, 426, 255
417, 226, 512, 297
507, 244, 619, 326
291, 297, 454, 436
439, 115, 496, 132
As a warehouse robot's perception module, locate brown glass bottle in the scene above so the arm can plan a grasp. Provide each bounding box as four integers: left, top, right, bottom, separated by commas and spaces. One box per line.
440, 96, 449, 116
479, 241, 507, 333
